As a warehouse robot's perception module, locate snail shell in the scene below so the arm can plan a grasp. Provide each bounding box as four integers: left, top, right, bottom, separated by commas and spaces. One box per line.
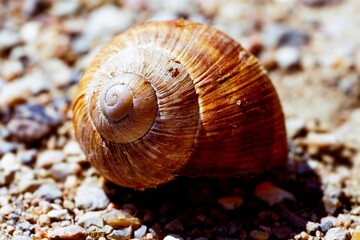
73, 20, 287, 189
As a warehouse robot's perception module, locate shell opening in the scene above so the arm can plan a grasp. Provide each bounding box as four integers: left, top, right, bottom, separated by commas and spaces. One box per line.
100, 83, 133, 122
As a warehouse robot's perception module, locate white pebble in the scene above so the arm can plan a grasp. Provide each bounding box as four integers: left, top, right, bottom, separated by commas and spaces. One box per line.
20, 21, 41, 43
275, 46, 301, 69
40, 59, 72, 87
0, 29, 21, 50
84, 5, 134, 42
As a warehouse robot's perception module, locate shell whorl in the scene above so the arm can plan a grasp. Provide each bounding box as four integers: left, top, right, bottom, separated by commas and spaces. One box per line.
99, 81, 133, 122
73, 20, 288, 189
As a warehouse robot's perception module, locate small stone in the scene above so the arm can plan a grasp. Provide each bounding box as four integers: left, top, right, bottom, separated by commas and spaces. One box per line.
255, 181, 295, 206
38, 214, 50, 227
163, 235, 184, 240
20, 149, 37, 165
278, 28, 309, 47
275, 46, 301, 69
63, 141, 83, 156
20, 21, 41, 43
50, 163, 81, 181
88, 225, 105, 238
323, 227, 350, 240
36, 150, 65, 168
78, 211, 104, 228
306, 221, 320, 234
47, 209, 71, 220
320, 221, 333, 232
84, 5, 134, 42
0, 140, 17, 155
164, 219, 184, 232
217, 196, 244, 210
50, 0, 79, 16
48, 225, 87, 240
286, 118, 306, 138
34, 184, 62, 200
75, 185, 109, 210
107, 226, 133, 240
7, 118, 51, 143
102, 209, 141, 228
0, 59, 24, 81
249, 230, 270, 240
0, 153, 20, 172
12, 237, 32, 240
134, 225, 147, 238
41, 59, 72, 87
0, 29, 21, 51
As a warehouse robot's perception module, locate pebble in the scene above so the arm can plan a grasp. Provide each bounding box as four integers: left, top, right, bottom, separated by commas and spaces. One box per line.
41, 59, 72, 87
164, 219, 184, 232
134, 225, 148, 238
163, 235, 184, 240
0, 59, 24, 81
47, 209, 71, 220
107, 226, 133, 240
12, 237, 32, 240
102, 209, 141, 228
275, 46, 301, 69
87, 225, 105, 238
323, 227, 350, 240
20, 21, 41, 43
38, 214, 51, 227
78, 211, 104, 228
249, 230, 270, 240
84, 5, 134, 42
36, 150, 65, 168
50, 163, 81, 181
286, 118, 306, 138
0, 153, 20, 172
217, 196, 244, 210
7, 118, 51, 143
15, 104, 61, 126
278, 28, 309, 47
0, 140, 17, 154
0, 29, 21, 51
75, 185, 110, 210
48, 225, 87, 240
20, 149, 37, 165
0, 79, 32, 107
255, 181, 295, 206
320, 220, 333, 232
34, 184, 62, 200
50, 0, 80, 17
306, 221, 320, 234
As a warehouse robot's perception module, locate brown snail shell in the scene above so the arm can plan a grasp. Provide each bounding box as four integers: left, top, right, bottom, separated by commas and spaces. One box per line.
73, 20, 288, 189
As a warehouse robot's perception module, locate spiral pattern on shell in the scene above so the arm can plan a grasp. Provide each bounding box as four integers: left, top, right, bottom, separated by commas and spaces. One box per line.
73, 20, 287, 189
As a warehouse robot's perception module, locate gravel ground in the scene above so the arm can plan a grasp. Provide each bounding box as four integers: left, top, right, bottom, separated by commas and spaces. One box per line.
1, 0, 360, 239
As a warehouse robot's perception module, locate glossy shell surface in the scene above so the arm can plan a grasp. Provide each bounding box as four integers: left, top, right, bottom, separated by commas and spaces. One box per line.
73, 20, 287, 189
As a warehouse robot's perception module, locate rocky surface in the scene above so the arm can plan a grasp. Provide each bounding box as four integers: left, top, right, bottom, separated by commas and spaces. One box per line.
1, 0, 360, 239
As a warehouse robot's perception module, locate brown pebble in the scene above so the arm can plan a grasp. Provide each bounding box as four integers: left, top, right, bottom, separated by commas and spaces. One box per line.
48, 225, 87, 240
102, 209, 141, 228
